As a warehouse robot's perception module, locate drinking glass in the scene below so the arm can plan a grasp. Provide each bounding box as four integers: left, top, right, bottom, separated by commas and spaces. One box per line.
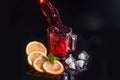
47, 26, 77, 59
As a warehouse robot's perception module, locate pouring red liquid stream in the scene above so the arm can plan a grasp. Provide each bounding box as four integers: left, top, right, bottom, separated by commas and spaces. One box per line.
39, 0, 64, 32
38, 0, 75, 58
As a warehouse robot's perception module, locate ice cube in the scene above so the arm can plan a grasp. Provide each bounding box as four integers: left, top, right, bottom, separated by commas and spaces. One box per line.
75, 60, 85, 68
69, 62, 76, 69
78, 53, 86, 60
78, 51, 89, 60
65, 54, 75, 65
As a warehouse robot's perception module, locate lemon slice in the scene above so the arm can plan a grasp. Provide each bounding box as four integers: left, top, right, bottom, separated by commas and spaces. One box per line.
26, 41, 47, 55
27, 51, 47, 66
43, 61, 64, 75
33, 57, 47, 73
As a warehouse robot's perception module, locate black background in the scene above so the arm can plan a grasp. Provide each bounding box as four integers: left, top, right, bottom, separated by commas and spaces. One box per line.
6, 0, 120, 80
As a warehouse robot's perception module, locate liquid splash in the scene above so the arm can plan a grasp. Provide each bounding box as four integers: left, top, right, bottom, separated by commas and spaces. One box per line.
39, 0, 63, 31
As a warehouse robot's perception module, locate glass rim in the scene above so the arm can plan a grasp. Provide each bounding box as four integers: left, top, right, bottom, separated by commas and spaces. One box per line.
47, 26, 72, 34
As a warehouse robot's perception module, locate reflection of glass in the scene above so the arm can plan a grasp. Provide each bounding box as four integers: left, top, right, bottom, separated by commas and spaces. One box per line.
47, 26, 77, 59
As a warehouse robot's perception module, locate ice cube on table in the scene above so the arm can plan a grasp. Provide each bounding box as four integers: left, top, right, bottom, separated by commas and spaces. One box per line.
65, 54, 75, 65
78, 51, 89, 60
69, 62, 76, 69
75, 60, 85, 68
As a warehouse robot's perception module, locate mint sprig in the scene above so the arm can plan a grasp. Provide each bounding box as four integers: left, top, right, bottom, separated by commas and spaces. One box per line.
48, 53, 60, 64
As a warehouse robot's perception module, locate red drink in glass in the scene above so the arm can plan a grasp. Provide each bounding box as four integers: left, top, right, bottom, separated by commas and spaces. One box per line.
39, 0, 77, 58
47, 26, 77, 58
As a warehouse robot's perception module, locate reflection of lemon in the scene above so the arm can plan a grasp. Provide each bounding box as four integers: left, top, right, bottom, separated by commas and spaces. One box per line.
33, 57, 47, 73
27, 51, 47, 66
43, 61, 64, 75
26, 41, 47, 56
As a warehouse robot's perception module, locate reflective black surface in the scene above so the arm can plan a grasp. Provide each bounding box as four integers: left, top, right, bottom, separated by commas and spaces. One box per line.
6, 0, 120, 80
5, 29, 120, 80
17, 34, 92, 80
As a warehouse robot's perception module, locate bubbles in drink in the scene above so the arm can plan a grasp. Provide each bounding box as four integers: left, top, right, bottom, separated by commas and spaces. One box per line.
50, 33, 60, 42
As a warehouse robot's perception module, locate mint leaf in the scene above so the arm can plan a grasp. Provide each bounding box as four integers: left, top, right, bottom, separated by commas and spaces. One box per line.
48, 53, 60, 64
